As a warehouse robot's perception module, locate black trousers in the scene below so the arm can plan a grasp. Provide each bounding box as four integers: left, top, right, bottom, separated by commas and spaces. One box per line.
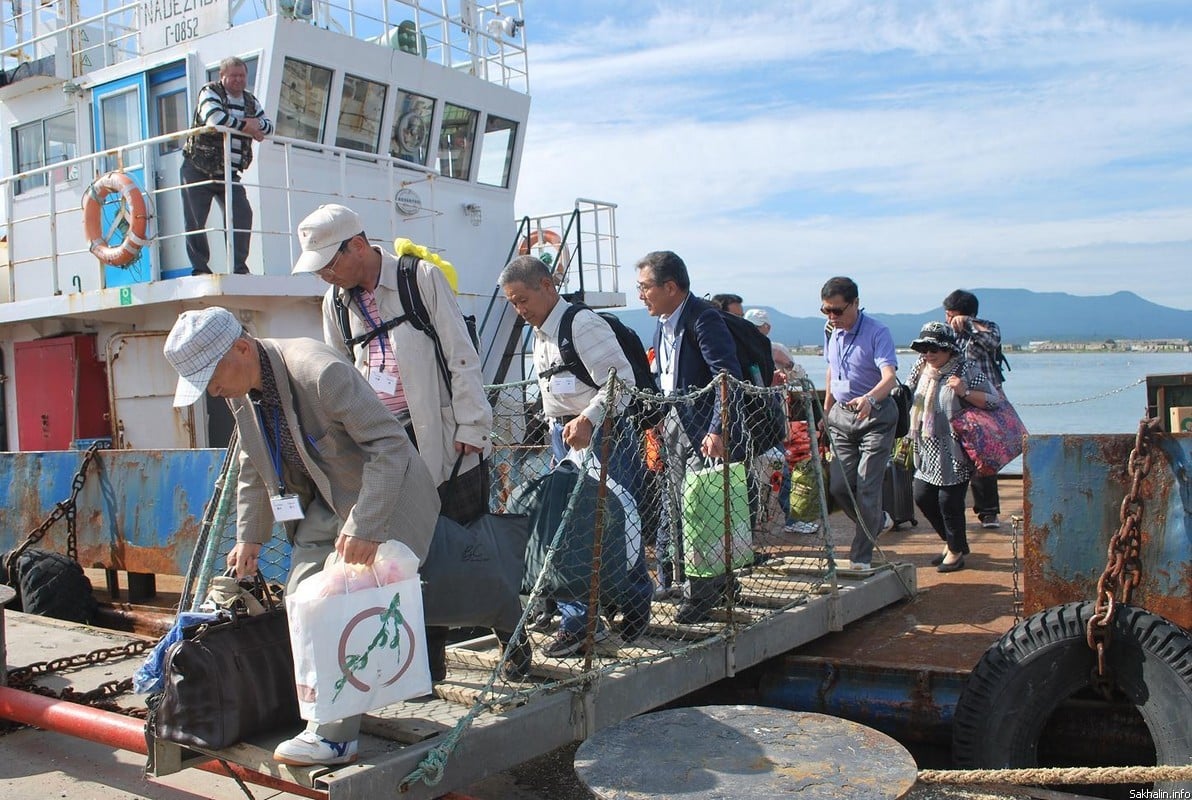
913, 478, 970, 555
180, 158, 252, 274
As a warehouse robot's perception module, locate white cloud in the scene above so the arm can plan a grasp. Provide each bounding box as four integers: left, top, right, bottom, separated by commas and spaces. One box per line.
517, 1, 1192, 312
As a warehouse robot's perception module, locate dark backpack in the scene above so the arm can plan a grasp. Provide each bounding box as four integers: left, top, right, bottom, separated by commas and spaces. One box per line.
890, 381, 911, 438
332, 254, 479, 398
543, 303, 665, 431
687, 309, 786, 453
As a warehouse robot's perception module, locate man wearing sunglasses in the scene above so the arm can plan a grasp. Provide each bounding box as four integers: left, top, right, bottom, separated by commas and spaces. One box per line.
820, 277, 899, 570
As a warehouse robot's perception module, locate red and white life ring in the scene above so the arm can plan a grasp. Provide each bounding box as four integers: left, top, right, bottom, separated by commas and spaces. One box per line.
81, 171, 153, 267
518, 229, 571, 282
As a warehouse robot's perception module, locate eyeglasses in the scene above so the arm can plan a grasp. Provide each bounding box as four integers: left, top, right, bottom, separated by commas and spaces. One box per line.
820, 301, 852, 316
317, 238, 353, 276
636, 280, 660, 293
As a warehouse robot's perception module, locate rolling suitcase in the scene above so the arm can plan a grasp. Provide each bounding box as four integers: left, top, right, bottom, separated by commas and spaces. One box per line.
882, 458, 917, 530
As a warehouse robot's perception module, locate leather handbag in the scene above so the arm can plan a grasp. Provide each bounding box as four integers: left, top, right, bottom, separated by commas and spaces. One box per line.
950, 397, 1028, 476
151, 575, 299, 750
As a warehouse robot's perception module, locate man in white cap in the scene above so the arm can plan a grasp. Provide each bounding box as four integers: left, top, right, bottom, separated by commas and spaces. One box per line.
744, 308, 796, 380
291, 204, 509, 680
163, 307, 440, 766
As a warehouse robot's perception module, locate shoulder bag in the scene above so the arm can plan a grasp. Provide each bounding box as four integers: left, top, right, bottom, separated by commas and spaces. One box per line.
950, 395, 1028, 476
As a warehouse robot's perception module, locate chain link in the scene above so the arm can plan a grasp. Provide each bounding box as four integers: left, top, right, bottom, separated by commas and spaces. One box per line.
1085, 415, 1160, 698
3, 442, 102, 579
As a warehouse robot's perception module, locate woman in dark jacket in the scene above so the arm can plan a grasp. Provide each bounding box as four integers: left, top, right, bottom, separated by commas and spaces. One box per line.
905, 322, 998, 573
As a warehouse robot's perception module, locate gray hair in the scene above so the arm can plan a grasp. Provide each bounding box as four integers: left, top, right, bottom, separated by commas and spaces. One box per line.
219, 56, 248, 74
498, 255, 552, 287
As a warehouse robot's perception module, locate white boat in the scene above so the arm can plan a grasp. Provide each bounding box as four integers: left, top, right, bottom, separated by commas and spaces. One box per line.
0, 0, 622, 452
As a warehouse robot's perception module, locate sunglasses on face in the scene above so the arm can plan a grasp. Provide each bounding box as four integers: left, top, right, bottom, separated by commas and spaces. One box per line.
916, 344, 947, 354
820, 303, 851, 316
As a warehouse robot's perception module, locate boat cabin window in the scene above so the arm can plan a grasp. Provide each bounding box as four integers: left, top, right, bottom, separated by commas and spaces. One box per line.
438, 103, 478, 180
12, 111, 78, 195
156, 90, 189, 156
477, 115, 517, 189
277, 58, 332, 143
336, 74, 387, 154
391, 90, 435, 165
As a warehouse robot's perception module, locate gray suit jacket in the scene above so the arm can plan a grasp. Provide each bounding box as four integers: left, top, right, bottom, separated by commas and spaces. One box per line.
230, 338, 439, 561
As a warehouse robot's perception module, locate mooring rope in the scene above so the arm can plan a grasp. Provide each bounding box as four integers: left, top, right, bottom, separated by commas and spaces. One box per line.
918, 763, 1192, 785
1015, 377, 1146, 407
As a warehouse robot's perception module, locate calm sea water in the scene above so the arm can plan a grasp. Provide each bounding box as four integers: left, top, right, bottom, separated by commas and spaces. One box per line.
791, 351, 1192, 435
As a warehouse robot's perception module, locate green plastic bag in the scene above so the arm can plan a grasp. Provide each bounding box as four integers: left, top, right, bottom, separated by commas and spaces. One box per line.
681, 461, 754, 579
788, 459, 822, 521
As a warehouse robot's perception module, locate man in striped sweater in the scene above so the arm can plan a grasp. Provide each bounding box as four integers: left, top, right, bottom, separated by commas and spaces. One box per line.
181, 56, 273, 275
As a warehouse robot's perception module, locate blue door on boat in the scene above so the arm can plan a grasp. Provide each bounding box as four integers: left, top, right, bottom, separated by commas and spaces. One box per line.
91, 73, 153, 287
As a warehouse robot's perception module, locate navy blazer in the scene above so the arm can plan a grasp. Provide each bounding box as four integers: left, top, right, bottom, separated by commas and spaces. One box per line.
652, 295, 742, 447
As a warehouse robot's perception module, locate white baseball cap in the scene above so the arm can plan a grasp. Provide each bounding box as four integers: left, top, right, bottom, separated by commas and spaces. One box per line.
744, 308, 770, 328
292, 204, 364, 274
164, 307, 242, 406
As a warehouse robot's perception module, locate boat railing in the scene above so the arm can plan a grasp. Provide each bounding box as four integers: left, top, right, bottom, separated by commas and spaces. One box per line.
1, 1, 528, 92
2, 125, 617, 308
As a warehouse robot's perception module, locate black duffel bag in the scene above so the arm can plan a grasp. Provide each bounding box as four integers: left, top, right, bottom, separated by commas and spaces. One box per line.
150, 577, 299, 751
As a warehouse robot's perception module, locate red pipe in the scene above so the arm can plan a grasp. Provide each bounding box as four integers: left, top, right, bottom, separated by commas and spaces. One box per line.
0, 686, 325, 799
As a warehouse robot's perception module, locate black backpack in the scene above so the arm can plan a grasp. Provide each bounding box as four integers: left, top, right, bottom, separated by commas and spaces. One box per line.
542, 303, 664, 431
890, 381, 911, 438
333, 254, 478, 398
687, 309, 786, 453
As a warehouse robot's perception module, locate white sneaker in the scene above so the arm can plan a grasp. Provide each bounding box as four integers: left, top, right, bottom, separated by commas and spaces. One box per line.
880, 512, 895, 534
849, 561, 872, 571
783, 520, 820, 535
273, 730, 358, 766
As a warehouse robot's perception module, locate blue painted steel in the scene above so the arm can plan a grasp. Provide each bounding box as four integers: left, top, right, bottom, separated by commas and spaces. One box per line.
0, 449, 289, 583
1023, 433, 1191, 628
756, 658, 966, 745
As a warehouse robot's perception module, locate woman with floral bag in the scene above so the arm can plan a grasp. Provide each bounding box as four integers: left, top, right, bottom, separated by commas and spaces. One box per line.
905, 322, 998, 573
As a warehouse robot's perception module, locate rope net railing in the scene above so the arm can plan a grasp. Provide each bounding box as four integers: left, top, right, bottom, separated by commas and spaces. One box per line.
184, 373, 844, 784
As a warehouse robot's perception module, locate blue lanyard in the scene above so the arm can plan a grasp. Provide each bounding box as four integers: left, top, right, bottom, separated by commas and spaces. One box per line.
256, 404, 286, 495
353, 289, 390, 365
835, 311, 864, 380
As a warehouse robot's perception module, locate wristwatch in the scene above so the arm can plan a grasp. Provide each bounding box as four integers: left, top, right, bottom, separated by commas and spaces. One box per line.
962, 388, 971, 398
865, 395, 877, 407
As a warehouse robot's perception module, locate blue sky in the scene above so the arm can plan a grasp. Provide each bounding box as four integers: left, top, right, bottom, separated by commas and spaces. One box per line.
513, 1, 1192, 315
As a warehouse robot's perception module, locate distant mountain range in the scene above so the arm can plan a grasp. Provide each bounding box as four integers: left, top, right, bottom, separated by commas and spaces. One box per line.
608, 289, 1192, 348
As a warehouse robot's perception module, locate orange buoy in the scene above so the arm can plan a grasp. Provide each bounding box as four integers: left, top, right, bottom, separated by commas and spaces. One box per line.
518, 229, 570, 282
81, 172, 153, 266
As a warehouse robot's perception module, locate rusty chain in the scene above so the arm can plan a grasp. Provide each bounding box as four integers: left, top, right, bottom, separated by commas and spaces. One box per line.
2, 441, 103, 581
1085, 415, 1161, 698
2, 640, 151, 732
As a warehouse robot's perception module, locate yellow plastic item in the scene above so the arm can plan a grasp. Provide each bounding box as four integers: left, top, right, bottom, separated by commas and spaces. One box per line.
393, 237, 458, 293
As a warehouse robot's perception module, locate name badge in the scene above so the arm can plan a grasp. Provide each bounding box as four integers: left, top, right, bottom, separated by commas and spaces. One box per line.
270, 494, 305, 522
368, 367, 398, 395
834, 378, 852, 396
549, 374, 577, 394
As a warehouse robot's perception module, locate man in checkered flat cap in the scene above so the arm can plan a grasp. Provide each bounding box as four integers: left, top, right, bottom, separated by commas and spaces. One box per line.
163, 306, 439, 767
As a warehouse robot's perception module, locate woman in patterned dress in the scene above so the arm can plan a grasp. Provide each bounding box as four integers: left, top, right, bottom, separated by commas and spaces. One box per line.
905, 322, 998, 573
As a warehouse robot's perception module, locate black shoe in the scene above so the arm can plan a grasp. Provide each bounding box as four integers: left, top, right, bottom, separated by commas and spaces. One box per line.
937, 556, 966, 573
674, 601, 712, 625
617, 605, 651, 644
527, 609, 556, 632
233, 267, 250, 274
496, 629, 532, 680
930, 554, 946, 566
191, 267, 212, 276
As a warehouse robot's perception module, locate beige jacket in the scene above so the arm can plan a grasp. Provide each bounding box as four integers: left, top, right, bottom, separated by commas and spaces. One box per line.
321, 248, 492, 486
231, 338, 439, 561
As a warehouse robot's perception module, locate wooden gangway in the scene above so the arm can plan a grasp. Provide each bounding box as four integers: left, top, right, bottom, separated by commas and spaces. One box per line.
6, 556, 915, 799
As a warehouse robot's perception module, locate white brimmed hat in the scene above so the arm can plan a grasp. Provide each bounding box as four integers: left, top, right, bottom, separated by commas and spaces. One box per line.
292, 204, 363, 274
164, 307, 242, 406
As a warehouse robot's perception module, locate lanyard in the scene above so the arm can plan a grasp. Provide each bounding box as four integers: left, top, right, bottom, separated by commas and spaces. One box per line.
353, 289, 390, 366
256, 403, 286, 495
834, 311, 864, 380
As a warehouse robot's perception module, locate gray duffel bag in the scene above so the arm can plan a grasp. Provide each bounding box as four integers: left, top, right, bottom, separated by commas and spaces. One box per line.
420, 512, 529, 632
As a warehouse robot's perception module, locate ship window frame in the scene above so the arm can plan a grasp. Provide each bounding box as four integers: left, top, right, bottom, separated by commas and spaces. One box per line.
335, 73, 387, 154
437, 102, 479, 181
390, 89, 436, 166
155, 88, 189, 156
476, 114, 517, 189
276, 57, 333, 144
12, 111, 79, 196
204, 56, 260, 90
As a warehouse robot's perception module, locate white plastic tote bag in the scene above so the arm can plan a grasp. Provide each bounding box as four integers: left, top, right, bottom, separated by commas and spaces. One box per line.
286, 556, 430, 723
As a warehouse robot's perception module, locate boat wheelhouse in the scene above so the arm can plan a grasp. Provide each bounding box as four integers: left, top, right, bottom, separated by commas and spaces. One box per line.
1, 0, 622, 451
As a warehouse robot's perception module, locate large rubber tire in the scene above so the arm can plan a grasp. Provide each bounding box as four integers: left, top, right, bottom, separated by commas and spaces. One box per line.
14, 548, 97, 623
953, 601, 1192, 792
0, 550, 21, 612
